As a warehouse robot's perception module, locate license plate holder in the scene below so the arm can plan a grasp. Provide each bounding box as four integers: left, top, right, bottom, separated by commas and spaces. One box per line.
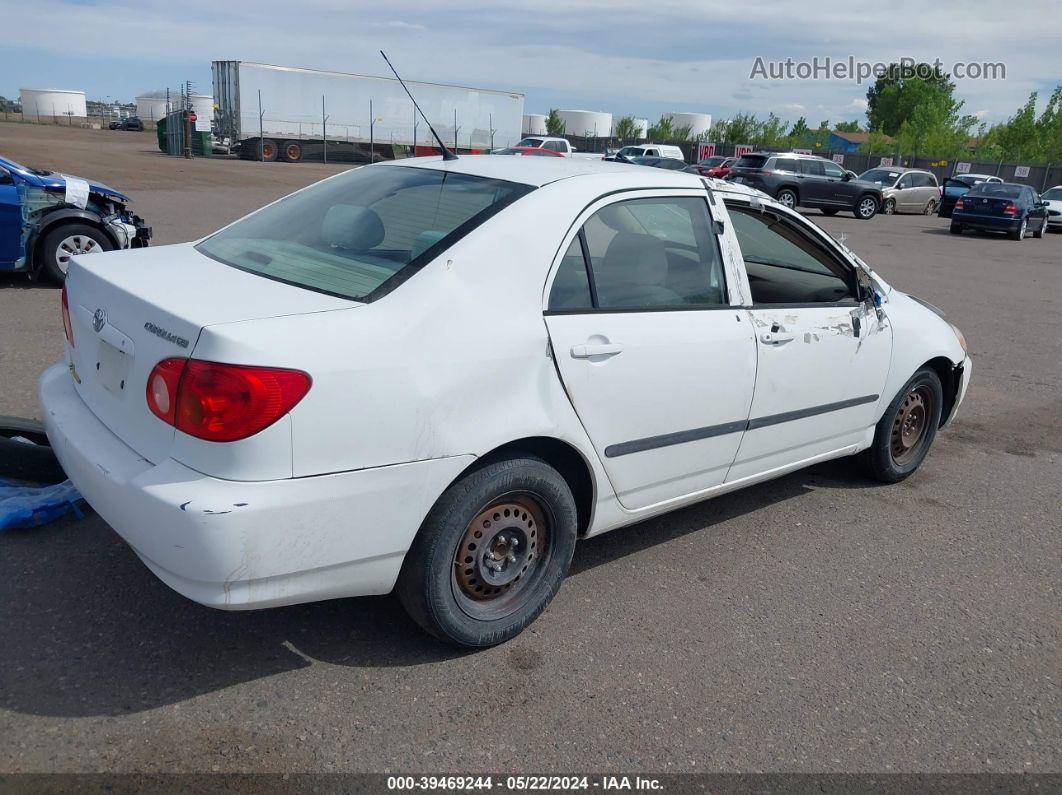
96, 339, 130, 396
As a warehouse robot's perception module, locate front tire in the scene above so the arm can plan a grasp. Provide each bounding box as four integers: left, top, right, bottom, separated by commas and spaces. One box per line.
883, 198, 896, 215
855, 195, 879, 219
40, 223, 113, 283
396, 456, 578, 648
860, 368, 943, 483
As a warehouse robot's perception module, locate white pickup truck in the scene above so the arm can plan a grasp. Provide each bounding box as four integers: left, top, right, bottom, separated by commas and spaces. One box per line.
504, 136, 603, 159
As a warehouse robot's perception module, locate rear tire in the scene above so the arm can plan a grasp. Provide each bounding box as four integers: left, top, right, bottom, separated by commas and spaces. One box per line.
860, 368, 943, 483
924, 198, 939, 215
279, 141, 302, 163
854, 194, 879, 219
1032, 217, 1047, 238
39, 223, 113, 284
1008, 218, 1027, 240
396, 456, 578, 648
0, 416, 67, 484
259, 138, 278, 162
949, 223, 963, 234
775, 188, 798, 210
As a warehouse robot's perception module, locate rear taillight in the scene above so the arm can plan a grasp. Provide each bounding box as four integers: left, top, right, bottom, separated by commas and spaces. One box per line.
954, 198, 965, 210
61, 285, 74, 346
1003, 202, 1018, 215
146, 358, 311, 442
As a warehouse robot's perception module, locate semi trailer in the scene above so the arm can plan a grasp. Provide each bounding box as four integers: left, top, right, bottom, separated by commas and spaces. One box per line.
212, 61, 525, 163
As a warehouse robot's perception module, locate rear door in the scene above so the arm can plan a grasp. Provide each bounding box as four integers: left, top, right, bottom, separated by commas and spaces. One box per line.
544, 191, 756, 510
798, 159, 828, 205
723, 202, 892, 481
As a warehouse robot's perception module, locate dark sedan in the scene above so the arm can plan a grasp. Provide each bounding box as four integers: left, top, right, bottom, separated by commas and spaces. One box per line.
627, 156, 694, 171
950, 183, 1050, 240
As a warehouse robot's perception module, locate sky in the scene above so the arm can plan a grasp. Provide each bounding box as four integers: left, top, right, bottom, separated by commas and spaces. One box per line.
3, 0, 1060, 131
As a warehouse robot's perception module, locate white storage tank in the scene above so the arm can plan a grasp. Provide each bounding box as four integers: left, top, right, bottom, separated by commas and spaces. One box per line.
522, 113, 547, 136
634, 118, 649, 139
135, 91, 172, 123
663, 112, 712, 139
19, 88, 87, 120
556, 109, 613, 138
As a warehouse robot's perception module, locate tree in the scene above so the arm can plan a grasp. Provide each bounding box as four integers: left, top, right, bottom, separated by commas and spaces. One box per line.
647, 115, 674, 141
545, 109, 565, 136
716, 112, 760, 144
787, 117, 811, 147
756, 113, 789, 149
866, 62, 957, 135
614, 115, 640, 140
835, 120, 862, 133
858, 130, 894, 155
810, 120, 831, 150
671, 124, 694, 141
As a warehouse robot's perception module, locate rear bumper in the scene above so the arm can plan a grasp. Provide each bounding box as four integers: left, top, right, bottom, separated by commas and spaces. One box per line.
951, 212, 1021, 231
39, 362, 474, 610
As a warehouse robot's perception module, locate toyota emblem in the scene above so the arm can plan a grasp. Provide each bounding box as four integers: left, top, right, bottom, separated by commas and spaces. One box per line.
92, 308, 106, 333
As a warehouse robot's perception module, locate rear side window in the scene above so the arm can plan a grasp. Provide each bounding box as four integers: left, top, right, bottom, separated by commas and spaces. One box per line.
197, 166, 532, 301
550, 196, 727, 311
734, 155, 768, 169
548, 237, 594, 310
773, 158, 799, 173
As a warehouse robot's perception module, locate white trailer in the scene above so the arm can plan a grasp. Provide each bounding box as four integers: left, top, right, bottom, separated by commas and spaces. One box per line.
212, 61, 524, 163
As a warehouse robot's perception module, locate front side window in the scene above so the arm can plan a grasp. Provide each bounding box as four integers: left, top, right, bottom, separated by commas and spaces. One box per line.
823, 162, 846, 179
197, 166, 532, 301
726, 204, 856, 305
552, 196, 726, 310
543, 140, 565, 152
1042, 187, 1062, 200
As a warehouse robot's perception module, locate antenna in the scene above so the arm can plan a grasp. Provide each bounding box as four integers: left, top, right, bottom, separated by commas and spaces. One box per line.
380, 50, 458, 161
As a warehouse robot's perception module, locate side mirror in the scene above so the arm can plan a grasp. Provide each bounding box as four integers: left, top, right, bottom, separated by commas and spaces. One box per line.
0, 170, 12, 185
842, 172, 853, 181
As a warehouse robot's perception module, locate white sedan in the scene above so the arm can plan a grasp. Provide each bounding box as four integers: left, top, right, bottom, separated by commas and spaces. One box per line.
40, 155, 971, 647
1042, 185, 1062, 230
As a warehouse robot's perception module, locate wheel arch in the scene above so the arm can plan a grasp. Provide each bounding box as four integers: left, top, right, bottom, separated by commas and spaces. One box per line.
775, 184, 800, 201
923, 356, 963, 428
459, 436, 597, 538
28, 211, 116, 273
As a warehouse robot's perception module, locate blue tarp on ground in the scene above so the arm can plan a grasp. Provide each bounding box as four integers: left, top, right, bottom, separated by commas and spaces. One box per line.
0, 478, 83, 530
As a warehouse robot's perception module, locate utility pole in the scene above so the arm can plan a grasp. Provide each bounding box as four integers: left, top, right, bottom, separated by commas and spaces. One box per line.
322, 95, 328, 164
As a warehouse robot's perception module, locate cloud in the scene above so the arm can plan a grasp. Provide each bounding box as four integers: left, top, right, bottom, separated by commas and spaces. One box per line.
781, 102, 805, 112
2, 0, 1058, 127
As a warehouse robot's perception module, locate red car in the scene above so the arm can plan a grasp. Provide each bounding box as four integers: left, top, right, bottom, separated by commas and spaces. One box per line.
492, 146, 565, 157
690, 156, 736, 178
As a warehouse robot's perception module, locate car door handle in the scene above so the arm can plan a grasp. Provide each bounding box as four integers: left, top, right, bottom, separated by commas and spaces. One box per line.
759, 331, 794, 345
571, 343, 623, 358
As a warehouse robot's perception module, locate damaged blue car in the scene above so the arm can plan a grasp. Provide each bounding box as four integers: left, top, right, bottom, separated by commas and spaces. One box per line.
0, 155, 151, 283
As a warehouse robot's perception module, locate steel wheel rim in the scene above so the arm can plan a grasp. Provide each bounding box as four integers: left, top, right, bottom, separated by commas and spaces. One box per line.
884, 199, 895, 215
891, 385, 934, 466
262, 142, 275, 159
286, 144, 300, 160
859, 197, 877, 217
451, 492, 552, 621
56, 235, 101, 273
779, 191, 796, 208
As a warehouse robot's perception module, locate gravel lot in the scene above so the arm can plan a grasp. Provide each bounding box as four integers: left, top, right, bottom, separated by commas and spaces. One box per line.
1, 122, 1059, 774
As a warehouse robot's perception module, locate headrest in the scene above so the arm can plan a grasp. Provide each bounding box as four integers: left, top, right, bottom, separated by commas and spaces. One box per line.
410, 230, 447, 261
602, 233, 668, 286
321, 205, 385, 250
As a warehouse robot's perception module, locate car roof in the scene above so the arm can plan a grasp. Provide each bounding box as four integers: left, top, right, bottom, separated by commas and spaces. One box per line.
384, 154, 700, 188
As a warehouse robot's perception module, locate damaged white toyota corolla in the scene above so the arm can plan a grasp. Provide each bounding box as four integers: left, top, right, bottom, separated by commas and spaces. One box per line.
40, 156, 970, 647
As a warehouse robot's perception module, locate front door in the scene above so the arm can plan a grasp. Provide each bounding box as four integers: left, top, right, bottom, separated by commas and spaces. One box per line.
723, 202, 893, 481
544, 193, 757, 510
0, 168, 23, 268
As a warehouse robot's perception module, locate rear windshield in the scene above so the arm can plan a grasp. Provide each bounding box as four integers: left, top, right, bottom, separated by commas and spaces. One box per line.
733, 155, 768, 169
967, 184, 1021, 198
196, 165, 532, 301
618, 147, 646, 157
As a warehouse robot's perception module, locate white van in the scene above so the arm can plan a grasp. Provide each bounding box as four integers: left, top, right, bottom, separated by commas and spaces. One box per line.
616, 144, 685, 161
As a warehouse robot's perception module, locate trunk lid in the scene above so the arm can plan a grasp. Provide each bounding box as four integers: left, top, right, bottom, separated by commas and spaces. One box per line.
962, 193, 1016, 216
65, 243, 354, 463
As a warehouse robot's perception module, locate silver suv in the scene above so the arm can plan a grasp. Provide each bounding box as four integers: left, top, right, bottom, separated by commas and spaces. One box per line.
859, 167, 940, 215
